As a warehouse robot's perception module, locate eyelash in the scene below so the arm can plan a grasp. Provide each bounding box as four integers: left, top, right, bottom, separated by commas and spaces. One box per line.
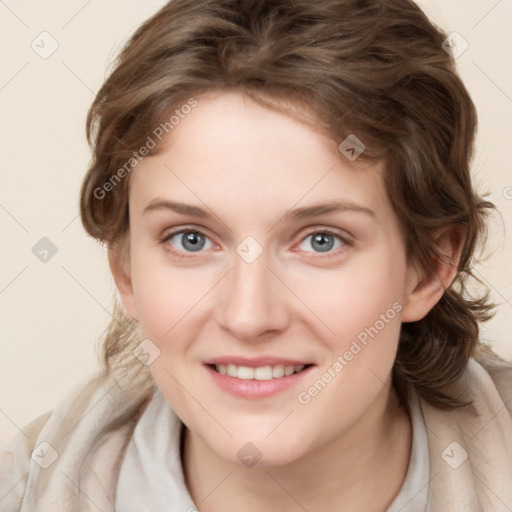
159, 226, 352, 261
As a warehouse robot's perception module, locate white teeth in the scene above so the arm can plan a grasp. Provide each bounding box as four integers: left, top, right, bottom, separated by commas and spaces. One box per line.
272, 365, 285, 378
254, 366, 273, 380
227, 364, 238, 377
237, 366, 255, 380
284, 365, 295, 376
214, 363, 307, 379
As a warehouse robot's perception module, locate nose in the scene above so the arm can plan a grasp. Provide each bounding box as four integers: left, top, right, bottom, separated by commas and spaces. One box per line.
215, 250, 291, 342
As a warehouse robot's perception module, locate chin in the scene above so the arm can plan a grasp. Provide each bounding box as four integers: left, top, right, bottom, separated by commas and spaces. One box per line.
206, 428, 312, 469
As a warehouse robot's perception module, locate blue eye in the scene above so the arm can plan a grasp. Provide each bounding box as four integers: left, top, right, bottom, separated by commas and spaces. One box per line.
298, 232, 344, 253
161, 228, 349, 259
166, 230, 214, 253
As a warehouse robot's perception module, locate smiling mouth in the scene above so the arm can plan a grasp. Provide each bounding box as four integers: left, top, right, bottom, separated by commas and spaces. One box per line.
209, 363, 313, 380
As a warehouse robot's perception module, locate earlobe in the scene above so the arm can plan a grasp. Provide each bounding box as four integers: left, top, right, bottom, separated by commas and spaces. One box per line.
401, 227, 464, 322
108, 238, 139, 322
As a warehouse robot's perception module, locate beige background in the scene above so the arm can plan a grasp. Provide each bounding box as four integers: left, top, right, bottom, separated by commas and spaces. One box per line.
1, 0, 511, 447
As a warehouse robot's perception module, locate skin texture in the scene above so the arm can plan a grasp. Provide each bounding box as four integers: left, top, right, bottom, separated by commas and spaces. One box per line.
109, 91, 460, 511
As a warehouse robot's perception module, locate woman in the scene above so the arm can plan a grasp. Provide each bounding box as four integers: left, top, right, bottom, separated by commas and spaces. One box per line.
1, 0, 511, 510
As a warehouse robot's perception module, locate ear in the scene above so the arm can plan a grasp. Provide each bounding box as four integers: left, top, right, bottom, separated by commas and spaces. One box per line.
108, 235, 139, 322
401, 226, 464, 322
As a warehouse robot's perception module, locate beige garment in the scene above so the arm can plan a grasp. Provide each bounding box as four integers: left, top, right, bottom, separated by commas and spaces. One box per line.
0, 353, 511, 511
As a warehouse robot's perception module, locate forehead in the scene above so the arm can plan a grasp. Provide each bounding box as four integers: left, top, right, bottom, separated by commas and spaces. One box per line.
129, 91, 391, 224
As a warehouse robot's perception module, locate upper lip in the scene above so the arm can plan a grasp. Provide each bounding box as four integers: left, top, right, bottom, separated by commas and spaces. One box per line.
203, 356, 313, 367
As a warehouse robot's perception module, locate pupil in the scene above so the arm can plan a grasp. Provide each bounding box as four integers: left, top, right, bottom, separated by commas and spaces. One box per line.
312, 233, 334, 252
183, 232, 205, 251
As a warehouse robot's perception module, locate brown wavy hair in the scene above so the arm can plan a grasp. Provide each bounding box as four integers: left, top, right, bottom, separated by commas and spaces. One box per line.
80, 0, 498, 409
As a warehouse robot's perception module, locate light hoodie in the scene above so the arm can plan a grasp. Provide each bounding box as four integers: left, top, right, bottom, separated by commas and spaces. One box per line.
0, 350, 511, 511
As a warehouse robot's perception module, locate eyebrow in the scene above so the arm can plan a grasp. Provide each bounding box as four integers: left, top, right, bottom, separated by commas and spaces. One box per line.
142, 198, 376, 221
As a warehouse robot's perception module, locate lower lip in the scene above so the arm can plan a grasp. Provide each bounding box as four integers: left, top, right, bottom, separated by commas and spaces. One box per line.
205, 365, 313, 399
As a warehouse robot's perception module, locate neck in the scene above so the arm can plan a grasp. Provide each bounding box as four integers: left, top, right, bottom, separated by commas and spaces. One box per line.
183, 385, 412, 512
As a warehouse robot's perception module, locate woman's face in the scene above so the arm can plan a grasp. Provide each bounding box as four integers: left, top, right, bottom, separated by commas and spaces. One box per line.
119, 90, 420, 466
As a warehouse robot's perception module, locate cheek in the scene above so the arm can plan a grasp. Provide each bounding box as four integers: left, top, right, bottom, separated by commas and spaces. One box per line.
129, 250, 218, 344
289, 250, 407, 349
294, 266, 405, 431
